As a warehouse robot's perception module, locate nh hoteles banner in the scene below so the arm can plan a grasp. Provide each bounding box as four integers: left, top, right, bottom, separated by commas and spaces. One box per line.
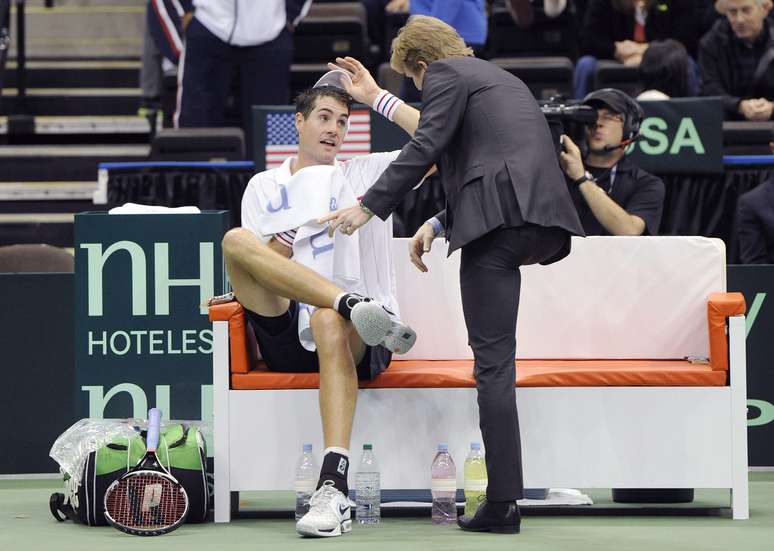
74, 211, 229, 424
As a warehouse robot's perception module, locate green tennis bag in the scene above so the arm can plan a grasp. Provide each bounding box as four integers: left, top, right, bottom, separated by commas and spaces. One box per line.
50, 423, 210, 525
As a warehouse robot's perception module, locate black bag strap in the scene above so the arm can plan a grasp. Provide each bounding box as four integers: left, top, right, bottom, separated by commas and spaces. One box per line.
49, 493, 80, 523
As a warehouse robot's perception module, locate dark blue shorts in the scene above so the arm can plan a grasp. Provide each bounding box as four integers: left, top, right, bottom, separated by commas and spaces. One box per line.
244, 301, 391, 381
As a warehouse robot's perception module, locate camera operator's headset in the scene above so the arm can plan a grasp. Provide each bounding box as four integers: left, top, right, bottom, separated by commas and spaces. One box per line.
582, 88, 645, 152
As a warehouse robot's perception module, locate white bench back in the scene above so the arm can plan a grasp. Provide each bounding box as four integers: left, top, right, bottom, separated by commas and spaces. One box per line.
393, 236, 726, 360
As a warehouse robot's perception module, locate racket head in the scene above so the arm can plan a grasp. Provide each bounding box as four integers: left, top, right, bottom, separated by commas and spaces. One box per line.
104, 469, 189, 536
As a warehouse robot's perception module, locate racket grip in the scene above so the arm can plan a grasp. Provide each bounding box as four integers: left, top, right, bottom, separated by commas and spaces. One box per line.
146, 408, 162, 451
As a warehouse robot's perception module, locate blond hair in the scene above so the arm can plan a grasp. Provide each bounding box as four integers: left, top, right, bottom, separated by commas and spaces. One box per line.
390, 15, 474, 75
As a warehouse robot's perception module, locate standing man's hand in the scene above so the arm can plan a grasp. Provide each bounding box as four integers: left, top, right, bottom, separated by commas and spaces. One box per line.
409, 223, 435, 273
318, 204, 374, 237
559, 135, 586, 181
327, 56, 382, 106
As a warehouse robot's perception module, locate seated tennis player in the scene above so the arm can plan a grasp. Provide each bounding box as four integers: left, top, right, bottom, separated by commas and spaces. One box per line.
221, 70, 423, 538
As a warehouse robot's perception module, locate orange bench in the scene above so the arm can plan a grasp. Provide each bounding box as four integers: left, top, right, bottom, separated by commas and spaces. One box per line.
211, 296, 741, 391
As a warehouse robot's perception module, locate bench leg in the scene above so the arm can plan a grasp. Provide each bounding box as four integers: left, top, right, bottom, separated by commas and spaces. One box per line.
213, 320, 231, 523
729, 316, 749, 520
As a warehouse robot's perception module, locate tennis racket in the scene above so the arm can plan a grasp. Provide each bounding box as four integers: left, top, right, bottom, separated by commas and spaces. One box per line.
103, 408, 189, 536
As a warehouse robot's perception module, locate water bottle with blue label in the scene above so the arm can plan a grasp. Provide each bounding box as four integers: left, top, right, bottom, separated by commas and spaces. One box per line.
294, 443, 318, 520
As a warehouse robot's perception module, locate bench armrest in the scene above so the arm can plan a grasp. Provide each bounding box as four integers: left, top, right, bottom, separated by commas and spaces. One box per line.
708, 292, 746, 372
209, 301, 254, 374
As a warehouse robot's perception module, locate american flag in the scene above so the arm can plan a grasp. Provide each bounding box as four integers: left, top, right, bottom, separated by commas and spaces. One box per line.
265, 109, 371, 169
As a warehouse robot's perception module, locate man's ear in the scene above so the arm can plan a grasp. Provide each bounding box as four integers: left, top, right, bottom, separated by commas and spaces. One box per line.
295, 112, 304, 133
417, 60, 428, 72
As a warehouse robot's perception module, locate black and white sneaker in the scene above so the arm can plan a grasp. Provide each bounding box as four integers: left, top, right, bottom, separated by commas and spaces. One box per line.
351, 301, 417, 354
296, 481, 351, 537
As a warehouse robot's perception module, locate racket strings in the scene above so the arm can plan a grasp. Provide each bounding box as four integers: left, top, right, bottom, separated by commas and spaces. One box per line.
105, 473, 187, 530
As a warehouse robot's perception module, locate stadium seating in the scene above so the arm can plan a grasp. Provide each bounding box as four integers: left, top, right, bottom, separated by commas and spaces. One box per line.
491, 57, 574, 99
292, 2, 368, 64
210, 236, 749, 522
487, 4, 579, 59
593, 60, 641, 97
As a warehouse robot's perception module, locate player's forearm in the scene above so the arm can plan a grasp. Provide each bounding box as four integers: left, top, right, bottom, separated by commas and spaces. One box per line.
579, 181, 645, 236
391, 103, 421, 136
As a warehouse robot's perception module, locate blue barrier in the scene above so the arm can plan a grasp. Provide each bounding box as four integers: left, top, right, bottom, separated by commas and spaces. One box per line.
723, 156, 774, 166
99, 157, 774, 172
99, 161, 256, 170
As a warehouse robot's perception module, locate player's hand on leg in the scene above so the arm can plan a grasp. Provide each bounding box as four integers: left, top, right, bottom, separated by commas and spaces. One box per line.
409, 223, 435, 273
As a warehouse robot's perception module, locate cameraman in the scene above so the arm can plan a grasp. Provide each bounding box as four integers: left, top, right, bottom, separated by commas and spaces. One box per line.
559, 89, 665, 236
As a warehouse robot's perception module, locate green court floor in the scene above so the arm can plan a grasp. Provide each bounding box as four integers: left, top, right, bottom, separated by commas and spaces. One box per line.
1, 474, 773, 551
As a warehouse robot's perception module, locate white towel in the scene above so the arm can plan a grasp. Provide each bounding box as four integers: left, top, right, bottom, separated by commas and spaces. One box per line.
109, 203, 201, 215
253, 164, 363, 351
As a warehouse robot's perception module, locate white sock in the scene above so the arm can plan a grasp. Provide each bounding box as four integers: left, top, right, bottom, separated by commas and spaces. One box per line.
323, 446, 349, 458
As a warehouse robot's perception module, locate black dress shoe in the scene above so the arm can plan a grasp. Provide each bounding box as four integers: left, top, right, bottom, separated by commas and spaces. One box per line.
457, 499, 521, 534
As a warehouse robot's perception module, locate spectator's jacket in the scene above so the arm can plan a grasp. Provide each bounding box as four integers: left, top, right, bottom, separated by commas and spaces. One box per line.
147, 0, 193, 64
410, 0, 487, 46
737, 177, 774, 264
579, 0, 698, 59
698, 16, 774, 118
192, 0, 311, 46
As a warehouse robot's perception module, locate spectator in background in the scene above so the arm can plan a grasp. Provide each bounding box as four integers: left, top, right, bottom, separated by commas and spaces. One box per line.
503, 0, 572, 28
559, 88, 665, 235
698, 0, 774, 121
737, 136, 774, 263
384, 0, 488, 102
637, 38, 692, 99
140, 0, 193, 114
175, 0, 312, 155
574, 0, 699, 98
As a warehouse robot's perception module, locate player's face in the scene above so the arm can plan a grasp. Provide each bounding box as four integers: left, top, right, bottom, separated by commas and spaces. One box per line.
295, 96, 349, 165
586, 107, 625, 152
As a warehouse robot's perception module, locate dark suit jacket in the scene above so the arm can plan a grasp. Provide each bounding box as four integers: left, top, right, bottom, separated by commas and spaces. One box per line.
737, 177, 774, 264
362, 56, 584, 259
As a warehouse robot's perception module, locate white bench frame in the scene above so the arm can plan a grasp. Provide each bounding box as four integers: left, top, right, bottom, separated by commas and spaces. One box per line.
211, 238, 749, 522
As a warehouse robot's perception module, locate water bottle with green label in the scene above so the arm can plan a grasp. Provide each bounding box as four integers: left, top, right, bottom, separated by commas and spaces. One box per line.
463, 442, 487, 517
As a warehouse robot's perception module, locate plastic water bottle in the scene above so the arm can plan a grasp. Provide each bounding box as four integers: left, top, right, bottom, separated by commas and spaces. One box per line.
464, 442, 487, 517
294, 443, 318, 521
431, 443, 457, 524
355, 444, 381, 525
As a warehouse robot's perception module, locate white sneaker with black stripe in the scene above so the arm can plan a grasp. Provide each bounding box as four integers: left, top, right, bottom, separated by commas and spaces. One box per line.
295, 481, 351, 537
350, 300, 416, 354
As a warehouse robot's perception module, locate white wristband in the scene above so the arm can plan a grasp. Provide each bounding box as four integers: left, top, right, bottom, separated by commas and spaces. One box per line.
372, 90, 404, 122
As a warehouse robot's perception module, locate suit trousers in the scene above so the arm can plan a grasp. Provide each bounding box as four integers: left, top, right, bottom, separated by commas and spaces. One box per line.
459, 224, 569, 501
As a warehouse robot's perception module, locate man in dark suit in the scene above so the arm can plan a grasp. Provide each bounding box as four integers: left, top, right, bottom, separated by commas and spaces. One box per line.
737, 138, 774, 263
321, 15, 584, 533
